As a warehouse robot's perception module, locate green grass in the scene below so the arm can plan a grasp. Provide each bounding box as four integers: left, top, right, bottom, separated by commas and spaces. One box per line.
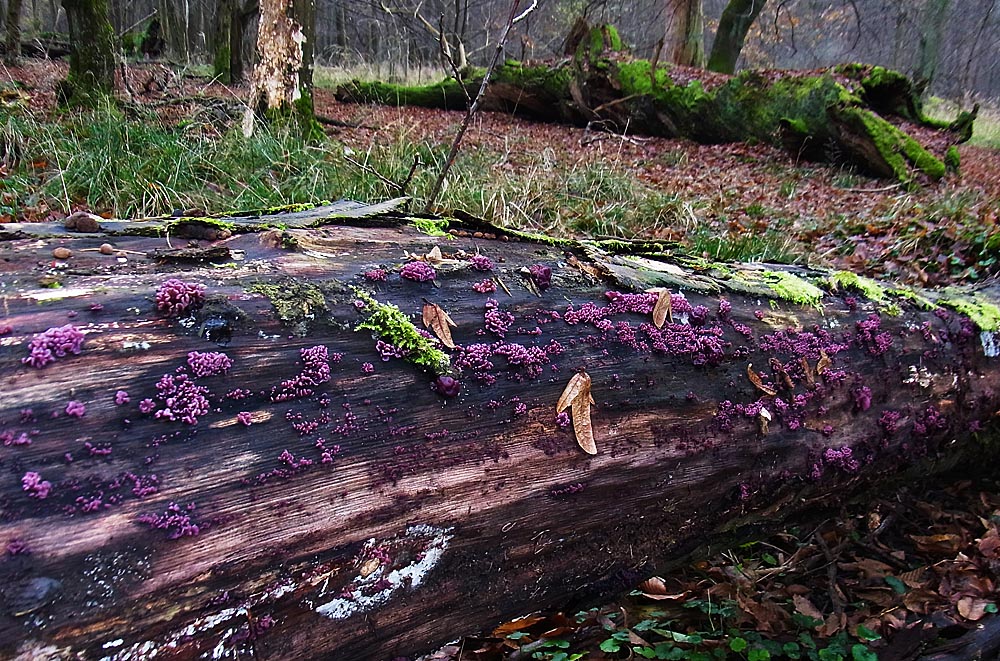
925, 97, 1000, 149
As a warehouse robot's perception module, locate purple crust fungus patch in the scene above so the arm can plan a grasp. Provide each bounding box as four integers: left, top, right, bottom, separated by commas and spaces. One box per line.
64, 400, 86, 418
137, 502, 203, 539
434, 375, 461, 398
22, 471, 51, 499
528, 264, 552, 291
363, 268, 388, 282
155, 279, 206, 316
186, 351, 232, 378
22, 324, 85, 368
468, 254, 494, 271
400, 261, 436, 282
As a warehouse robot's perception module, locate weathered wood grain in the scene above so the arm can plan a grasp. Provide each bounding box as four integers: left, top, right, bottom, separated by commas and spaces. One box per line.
0, 204, 998, 660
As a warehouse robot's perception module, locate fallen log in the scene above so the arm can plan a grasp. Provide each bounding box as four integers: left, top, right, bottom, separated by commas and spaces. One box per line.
1, 200, 1000, 660
335, 24, 975, 186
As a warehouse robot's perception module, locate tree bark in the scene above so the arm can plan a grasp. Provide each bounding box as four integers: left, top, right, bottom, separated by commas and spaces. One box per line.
663, 0, 704, 67
242, 0, 318, 138
59, 0, 115, 106
706, 0, 767, 74
914, 0, 950, 95
212, 0, 234, 82
4, 0, 21, 62
1, 202, 1000, 660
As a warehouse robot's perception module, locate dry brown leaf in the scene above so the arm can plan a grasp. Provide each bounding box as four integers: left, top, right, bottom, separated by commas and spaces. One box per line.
801, 356, 815, 386
425, 246, 443, 265
770, 357, 795, 389
556, 372, 592, 413
958, 596, 993, 621
747, 363, 778, 397
793, 594, 825, 624
492, 615, 546, 637
359, 557, 380, 578
571, 396, 597, 455
652, 288, 672, 328
910, 533, 963, 555
422, 302, 457, 349
816, 349, 832, 375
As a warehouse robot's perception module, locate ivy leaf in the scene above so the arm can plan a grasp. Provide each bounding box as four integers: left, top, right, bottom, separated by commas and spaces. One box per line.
422, 302, 457, 349
652, 288, 672, 328
747, 363, 778, 397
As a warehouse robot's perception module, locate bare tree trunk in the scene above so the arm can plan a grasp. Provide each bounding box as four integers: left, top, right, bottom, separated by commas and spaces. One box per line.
212, 0, 234, 81
664, 0, 704, 67
242, 0, 318, 137
707, 0, 767, 74
59, 0, 116, 105
915, 0, 950, 95
1, 203, 1000, 660
4, 0, 21, 62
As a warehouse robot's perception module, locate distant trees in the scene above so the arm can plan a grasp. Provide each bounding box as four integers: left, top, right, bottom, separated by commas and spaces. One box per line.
212, 0, 259, 83
5, 0, 22, 62
706, 0, 767, 73
662, 0, 704, 66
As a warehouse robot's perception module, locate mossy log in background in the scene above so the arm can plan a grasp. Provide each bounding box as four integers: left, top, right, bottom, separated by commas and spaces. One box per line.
336, 25, 975, 186
2, 201, 1000, 659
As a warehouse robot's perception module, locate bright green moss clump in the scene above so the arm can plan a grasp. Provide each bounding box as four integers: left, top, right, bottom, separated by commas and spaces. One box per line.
939, 295, 1000, 332
410, 218, 450, 237
761, 270, 824, 306
353, 289, 450, 374
829, 271, 887, 302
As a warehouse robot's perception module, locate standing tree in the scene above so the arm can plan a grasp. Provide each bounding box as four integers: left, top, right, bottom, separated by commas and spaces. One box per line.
59, 0, 116, 105
914, 0, 951, 95
242, 0, 320, 138
706, 0, 767, 74
663, 0, 704, 67
212, 0, 259, 84
4, 0, 21, 62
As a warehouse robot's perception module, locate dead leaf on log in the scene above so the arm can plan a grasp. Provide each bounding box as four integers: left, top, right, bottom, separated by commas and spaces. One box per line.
492, 615, 546, 637
801, 356, 815, 386
556, 372, 592, 414
571, 396, 597, 455
652, 288, 672, 328
638, 576, 689, 600
816, 350, 832, 375
747, 364, 777, 397
958, 596, 992, 621
422, 302, 457, 349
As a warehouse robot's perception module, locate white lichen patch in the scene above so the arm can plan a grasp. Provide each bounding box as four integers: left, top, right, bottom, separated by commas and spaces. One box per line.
981, 331, 1000, 358
903, 365, 934, 388
23, 286, 94, 302
314, 524, 453, 620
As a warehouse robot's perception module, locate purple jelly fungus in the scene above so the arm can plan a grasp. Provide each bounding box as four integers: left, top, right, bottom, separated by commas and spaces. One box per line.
22, 471, 51, 499
852, 385, 872, 412
65, 400, 86, 418
400, 261, 436, 282
114, 390, 130, 406
363, 268, 388, 282
186, 351, 232, 378
468, 254, 494, 271
472, 279, 497, 293
22, 324, 85, 368
137, 502, 202, 539
155, 279, 206, 316
361, 362, 375, 374
434, 375, 461, 398
528, 264, 552, 291
237, 411, 253, 426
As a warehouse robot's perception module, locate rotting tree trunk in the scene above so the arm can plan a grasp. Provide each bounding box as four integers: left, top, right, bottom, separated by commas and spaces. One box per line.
242, 0, 318, 138
336, 37, 970, 185
2, 201, 1000, 660
59, 0, 115, 105
706, 0, 767, 74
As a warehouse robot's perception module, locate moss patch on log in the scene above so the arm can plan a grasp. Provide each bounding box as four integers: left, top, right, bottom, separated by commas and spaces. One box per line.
353, 288, 450, 374
250, 280, 328, 336
939, 295, 1000, 332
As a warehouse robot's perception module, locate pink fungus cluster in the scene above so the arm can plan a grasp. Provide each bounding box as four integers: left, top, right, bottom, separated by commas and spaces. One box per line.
856, 314, 893, 356
361, 362, 375, 374
454, 339, 565, 383
114, 390, 130, 405
270, 345, 331, 402
555, 411, 570, 428
483, 299, 515, 338
155, 279, 206, 316
186, 351, 232, 378
468, 254, 494, 271
376, 339, 410, 361
149, 373, 211, 425
65, 400, 86, 418
22, 471, 51, 499
137, 502, 202, 539
363, 268, 388, 282
823, 446, 860, 472
237, 411, 253, 426
400, 261, 436, 282
1, 430, 32, 446
472, 279, 497, 293
22, 324, 85, 368
852, 385, 872, 411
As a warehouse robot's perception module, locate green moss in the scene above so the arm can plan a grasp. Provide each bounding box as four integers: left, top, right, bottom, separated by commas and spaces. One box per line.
250, 280, 328, 336
338, 78, 473, 110
410, 218, 450, 237
939, 295, 1000, 332
352, 288, 450, 374
945, 145, 960, 172
760, 270, 824, 306
828, 271, 887, 302
577, 24, 623, 62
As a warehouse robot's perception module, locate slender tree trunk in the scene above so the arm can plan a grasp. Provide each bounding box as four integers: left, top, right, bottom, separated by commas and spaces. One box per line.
915, 0, 950, 96
4, 0, 21, 62
242, 0, 319, 138
59, 0, 116, 105
706, 0, 767, 74
664, 0, 704, 67
212, 0, 234, 82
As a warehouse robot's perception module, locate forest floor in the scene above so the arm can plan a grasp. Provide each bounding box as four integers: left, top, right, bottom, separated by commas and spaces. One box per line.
2, 60, 1000, 660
